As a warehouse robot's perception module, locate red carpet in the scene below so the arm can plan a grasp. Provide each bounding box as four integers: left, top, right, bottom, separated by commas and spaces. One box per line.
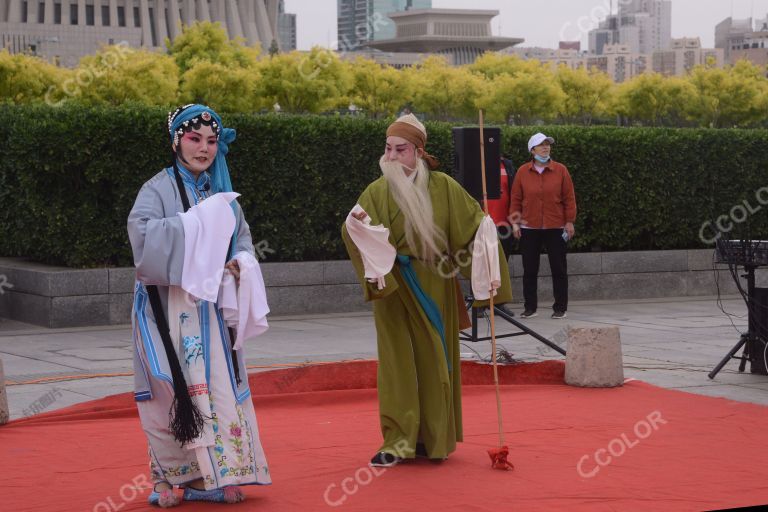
3, 360, 768, 512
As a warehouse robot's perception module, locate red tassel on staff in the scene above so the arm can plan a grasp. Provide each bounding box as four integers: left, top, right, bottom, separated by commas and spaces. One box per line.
478, 110, 514, 472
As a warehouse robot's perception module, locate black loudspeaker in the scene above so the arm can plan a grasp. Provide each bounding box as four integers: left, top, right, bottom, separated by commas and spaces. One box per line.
748, 287, 768, 374
452, 127, 501, 203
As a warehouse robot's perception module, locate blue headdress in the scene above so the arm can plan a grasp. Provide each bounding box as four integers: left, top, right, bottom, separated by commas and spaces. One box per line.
168, 104, 239, 258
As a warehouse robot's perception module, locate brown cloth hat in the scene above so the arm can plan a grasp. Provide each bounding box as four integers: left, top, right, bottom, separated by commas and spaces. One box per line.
386, 114, 440, 170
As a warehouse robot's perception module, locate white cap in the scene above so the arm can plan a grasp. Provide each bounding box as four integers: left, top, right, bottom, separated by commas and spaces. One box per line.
527, 133, 555, 152
394, 113, 426, 137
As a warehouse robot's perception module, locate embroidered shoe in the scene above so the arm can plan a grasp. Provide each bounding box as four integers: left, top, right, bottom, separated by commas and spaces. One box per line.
182, 486, 245, 504
148, 488, 180, 508
369, 451, 402, 467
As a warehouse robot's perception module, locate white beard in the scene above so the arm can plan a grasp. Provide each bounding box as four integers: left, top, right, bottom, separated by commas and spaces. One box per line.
379, 156, 447, 263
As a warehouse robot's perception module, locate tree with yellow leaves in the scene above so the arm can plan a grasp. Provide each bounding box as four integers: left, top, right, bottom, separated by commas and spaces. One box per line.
348, 57, 410, 118
74, 45, 179, 106
685, 60, 768, 128
256, 47, 352, 113
468, 52, 543, 80
556, 65, 614, 125
405, 56, 484, 121
476, 67, 565, 125
180, 61, 263, 112
0, 50, 67, 104
167, 21, 261, 74
612, 73, 693, 126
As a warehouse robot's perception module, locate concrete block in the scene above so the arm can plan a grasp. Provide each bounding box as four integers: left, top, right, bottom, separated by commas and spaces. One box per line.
565, 326, 624, 387
0, 291, 52, 327
266, 284, 370, 316
323, 260, 359, 285
50, 295, 110, 328
261, 261, 324, 287
688, 249, 719, 271
0, 359, 8, 425
0, 266, 50, 296
598, 272, 688, 300
569, 253, 603, 275
685, 270, 739, 296
109, 293, 134, 325
109, 268, 136, 294
49, 269, 108, 296
602, 250, 688, 274
0, 260, 108, 297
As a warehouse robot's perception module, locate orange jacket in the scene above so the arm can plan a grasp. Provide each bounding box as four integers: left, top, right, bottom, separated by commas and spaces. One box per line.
487, 161, 511, 226
509, 159, 577, 229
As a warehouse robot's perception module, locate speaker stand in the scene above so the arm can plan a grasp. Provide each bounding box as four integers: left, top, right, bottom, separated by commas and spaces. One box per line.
460, 294, 566, 356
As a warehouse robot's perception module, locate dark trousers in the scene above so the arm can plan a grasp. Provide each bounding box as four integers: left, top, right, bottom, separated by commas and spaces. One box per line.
496, 225, 515, 261
519, 229, 568, 313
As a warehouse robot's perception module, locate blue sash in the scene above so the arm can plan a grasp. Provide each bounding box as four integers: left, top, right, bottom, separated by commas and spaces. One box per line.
396, 254, 451, 371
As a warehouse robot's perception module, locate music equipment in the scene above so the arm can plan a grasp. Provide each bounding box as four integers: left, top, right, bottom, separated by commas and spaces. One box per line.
452, 127, 501, 203
710, 239, 768, 377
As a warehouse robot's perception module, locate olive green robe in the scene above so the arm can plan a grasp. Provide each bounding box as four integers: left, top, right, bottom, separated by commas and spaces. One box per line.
342, 170, 513, 460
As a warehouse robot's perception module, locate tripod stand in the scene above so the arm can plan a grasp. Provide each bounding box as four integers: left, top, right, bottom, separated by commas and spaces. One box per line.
460, 293, 566, 355
709, 262, 767, 378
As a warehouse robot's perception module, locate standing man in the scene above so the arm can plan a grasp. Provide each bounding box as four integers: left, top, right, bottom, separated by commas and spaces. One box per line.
342, 114, 512, 467
510, 133, 577, 320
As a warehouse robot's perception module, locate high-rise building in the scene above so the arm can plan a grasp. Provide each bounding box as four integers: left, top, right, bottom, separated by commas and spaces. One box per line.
337, 0, 431, 52
589, 0, 670, 55
652, 37, 724, 76
714, 16, 768, 66
277, 0, 296, 51
0, 0, 280, 66
589, 14, 620, 55
586, 43, 649, 83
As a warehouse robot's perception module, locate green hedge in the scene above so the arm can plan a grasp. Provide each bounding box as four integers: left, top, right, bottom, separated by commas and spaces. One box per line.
1, 104, 766, 268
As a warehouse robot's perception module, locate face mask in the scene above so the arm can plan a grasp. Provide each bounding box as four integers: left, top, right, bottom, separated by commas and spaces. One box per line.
534, 154, 550, 164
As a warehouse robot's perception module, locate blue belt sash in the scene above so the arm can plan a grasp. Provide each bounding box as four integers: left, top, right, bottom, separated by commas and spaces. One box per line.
396, 254, 451, 371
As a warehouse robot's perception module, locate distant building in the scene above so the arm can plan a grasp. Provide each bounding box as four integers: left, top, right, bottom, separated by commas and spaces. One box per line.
341, 49, 430, 68
589, 0, 671, 55
337, 0, 431, 52
0, 0, 280, 67
652, 37, 724, 76
586, 43, 649, 83
363, 8, 523, 65
277, 0, 296, 51
715, 15, 768, 67
506, 46, 586, 71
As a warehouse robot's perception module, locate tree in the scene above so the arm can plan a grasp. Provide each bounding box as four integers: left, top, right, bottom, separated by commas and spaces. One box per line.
268, 39, 280, 57
167, 21, 261, 74
476, 69, 565, 125
348, 57, 411, 118
685, 60, 768, 127
256, 47, 352, 113
612, 73, 693, 126
75, 45, 179, 106
468, 52, 543, 80
556, 65, 614, 124
405, 56, 485, 121
0, 50, 67, 104
180, 61, 262, 112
